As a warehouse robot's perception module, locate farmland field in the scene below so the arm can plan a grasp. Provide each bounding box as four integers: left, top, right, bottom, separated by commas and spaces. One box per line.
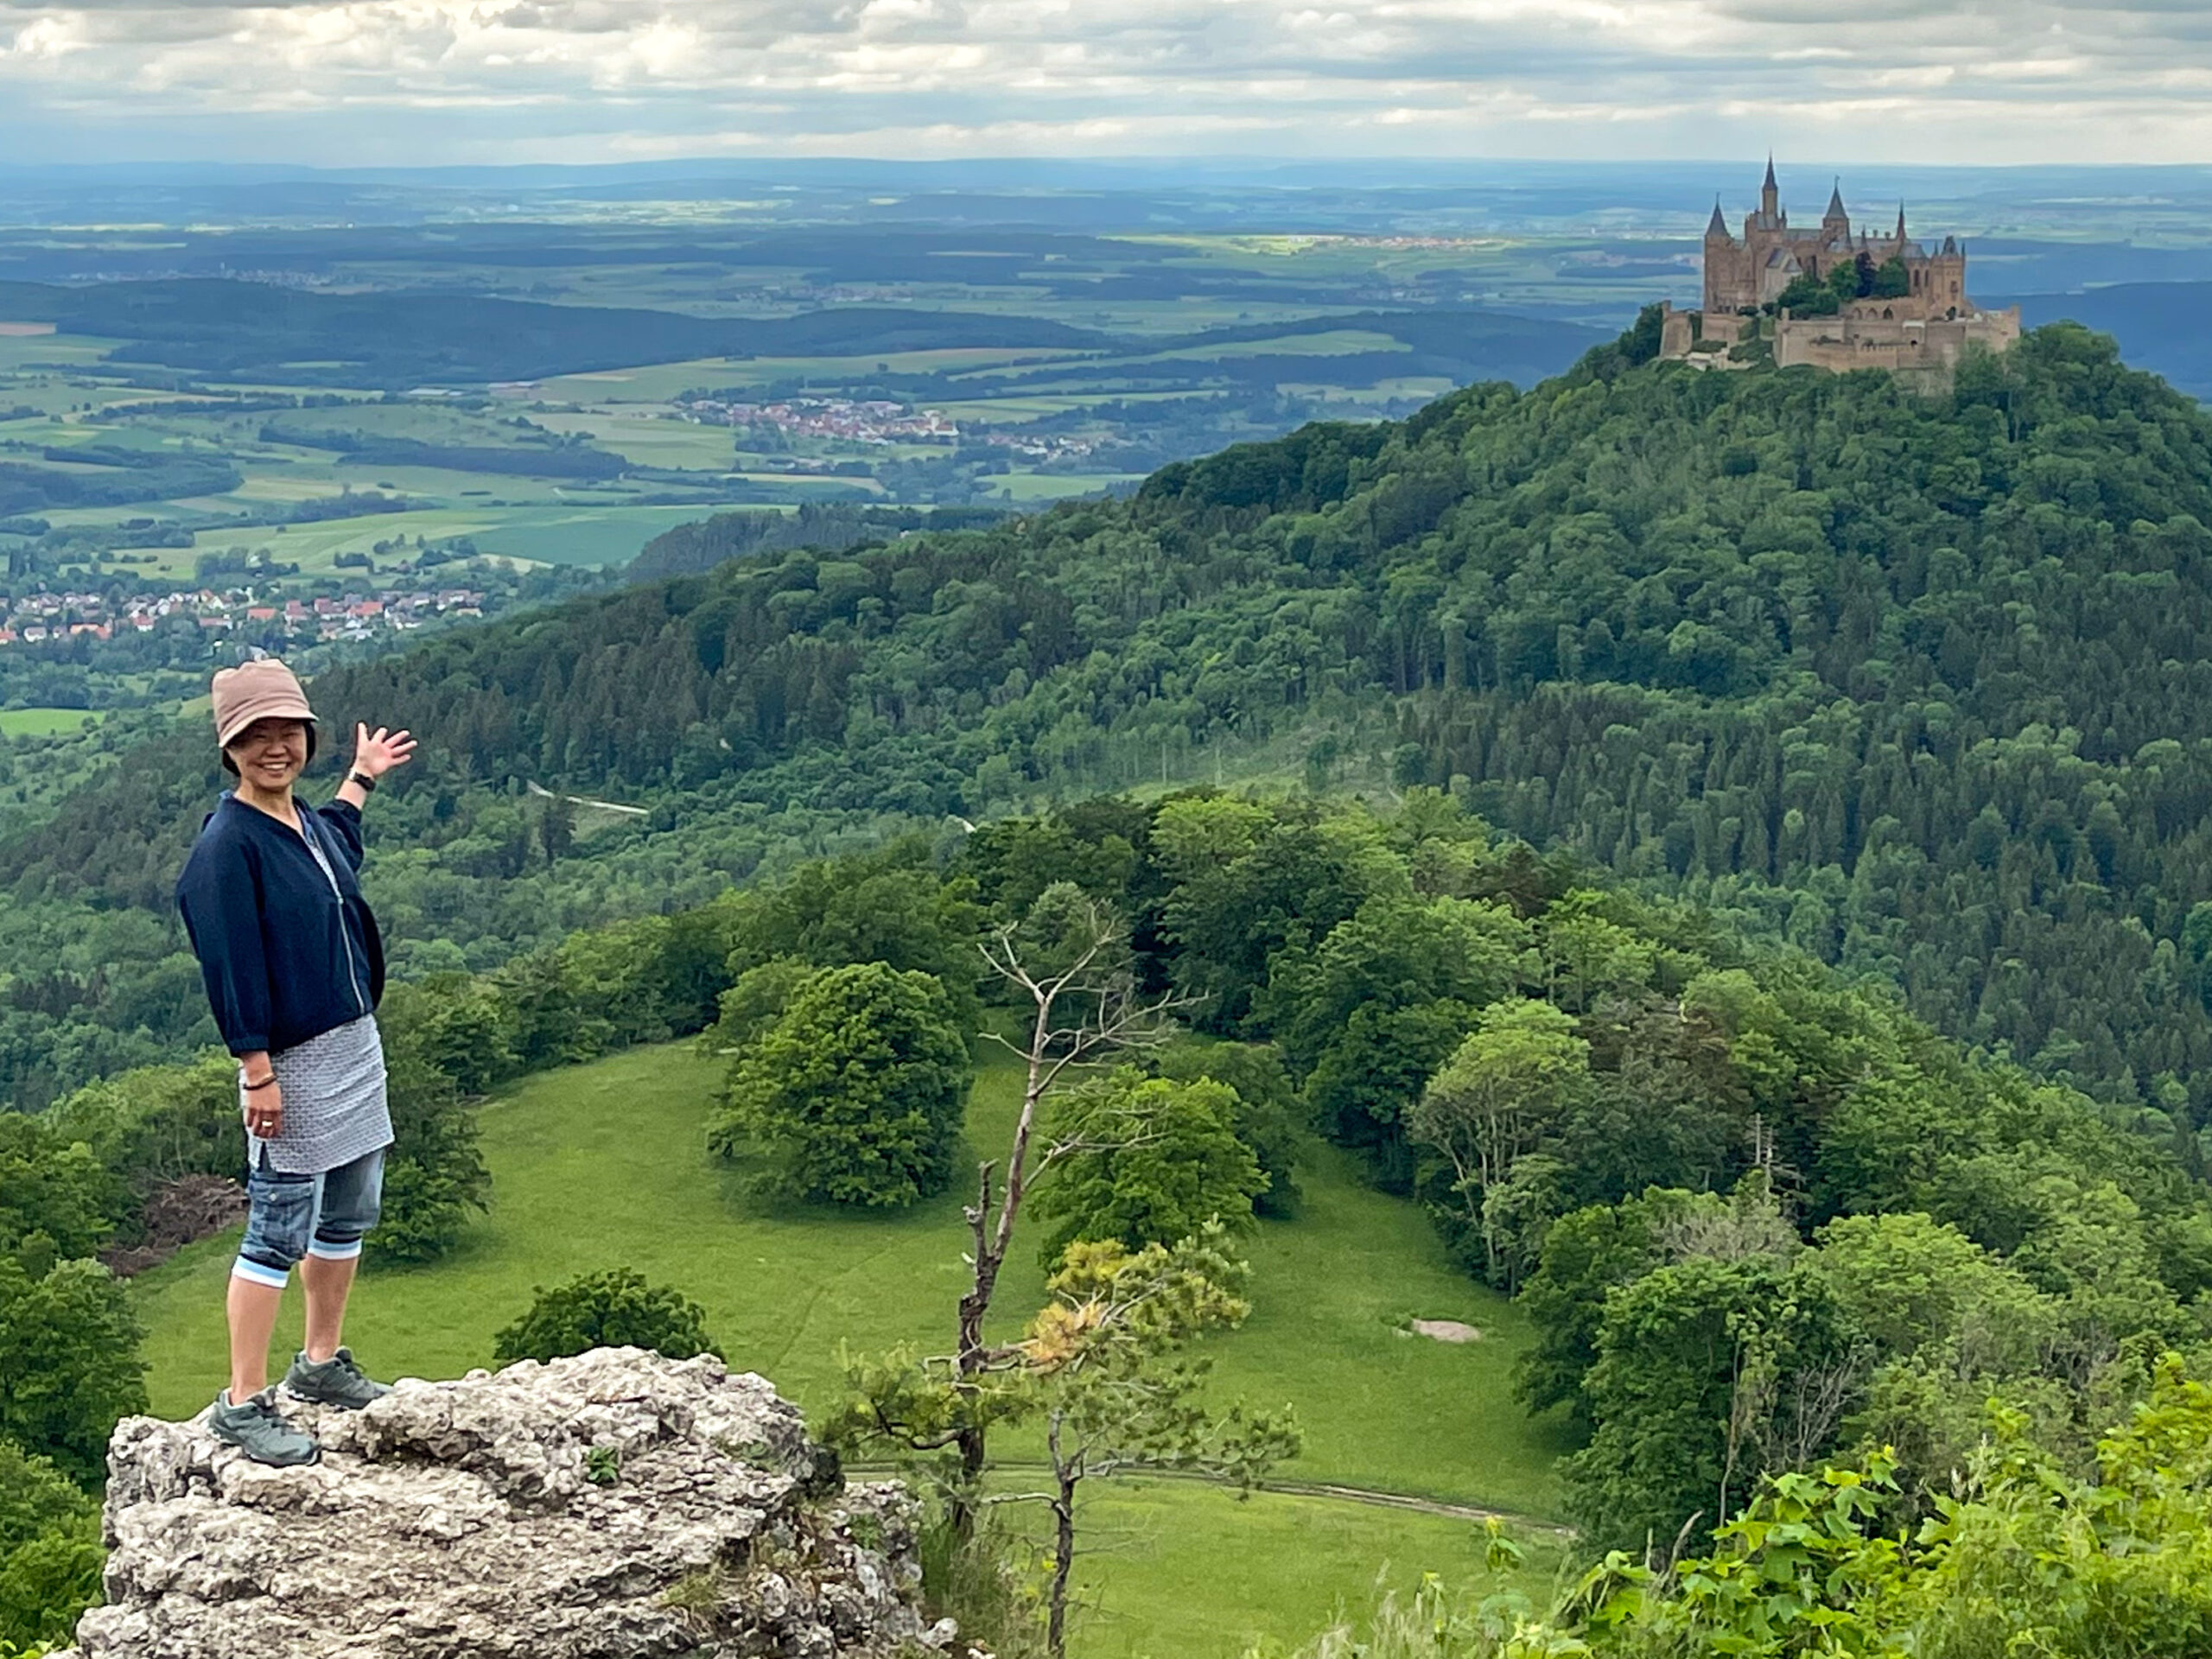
0, 218, 1625, 596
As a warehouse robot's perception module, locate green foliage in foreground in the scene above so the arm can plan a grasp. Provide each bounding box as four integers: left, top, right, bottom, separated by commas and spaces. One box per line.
1440, 1358, 2212, 1659
0, 1440, 101, 1652
0, 1255, 143, 1487
709, 961, 971, 1209
491, 1268, 718, 1366
1268, 1361, 2212, 1659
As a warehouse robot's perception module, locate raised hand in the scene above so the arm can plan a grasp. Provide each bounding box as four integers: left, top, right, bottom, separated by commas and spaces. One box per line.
353, 723, 417, 779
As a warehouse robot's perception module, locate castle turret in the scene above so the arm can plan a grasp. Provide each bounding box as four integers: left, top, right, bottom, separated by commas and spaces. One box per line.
1707, 200, 1731, 240
1759, 156, 1780, 227
1823, 180, 1850, 241
1894, 204, 1907, 248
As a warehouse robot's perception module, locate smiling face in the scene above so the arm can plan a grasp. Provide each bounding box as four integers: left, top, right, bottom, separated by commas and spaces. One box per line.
224, 717, 311, 794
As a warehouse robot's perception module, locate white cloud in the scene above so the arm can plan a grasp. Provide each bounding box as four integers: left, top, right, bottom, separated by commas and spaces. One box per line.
0, 0, 2207, 162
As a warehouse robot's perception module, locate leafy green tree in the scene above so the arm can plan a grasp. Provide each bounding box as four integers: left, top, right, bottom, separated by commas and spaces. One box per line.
1154, 798, 1390, 1032
1774, 272, 1840, 315
1303, 999, 1475, 1188
709, 962, 969, 1208
45, 1055, 238, 1193
0, 1439, 101, 1651
0, 1255, 145, 1484
1153, 1039, 1305, 1217
492, 1268, 718, 1365
1535, 892, 1657, 1013
1408, 998, 1592, 1285
0, 1116, 116, 1271
1621, 302, 1667, 367
1259, 893, 1527, 1072
1872, 256, 1911, 300
725, 841, 986, 1037
380, 973, 518, 1098
1566, 1244, 1857, 1554
1810, 1211, 2052, 1367
696, 956, 817, 1057
1031, 1070, 1267, 1264
960, 813, 1140, 923
1514, 1186, 1724, 1427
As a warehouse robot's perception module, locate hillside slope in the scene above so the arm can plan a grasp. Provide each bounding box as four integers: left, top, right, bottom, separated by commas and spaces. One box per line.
8, 322, 2212, 1122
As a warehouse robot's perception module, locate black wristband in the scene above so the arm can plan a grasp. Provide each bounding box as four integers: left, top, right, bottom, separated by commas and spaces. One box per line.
348, 771, 377, 793
243, 1072, 278, 1091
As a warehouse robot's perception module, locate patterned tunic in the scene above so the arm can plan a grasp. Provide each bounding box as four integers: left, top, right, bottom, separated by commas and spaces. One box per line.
245, 1013, 392, 1174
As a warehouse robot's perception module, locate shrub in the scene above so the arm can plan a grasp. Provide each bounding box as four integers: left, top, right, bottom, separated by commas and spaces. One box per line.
492, 1268, 718, 1365
368, 1050, 491, 1267
708, 962, 969, 1209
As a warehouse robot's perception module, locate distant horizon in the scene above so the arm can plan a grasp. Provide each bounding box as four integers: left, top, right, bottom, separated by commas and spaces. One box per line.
3, 156, 2211, 181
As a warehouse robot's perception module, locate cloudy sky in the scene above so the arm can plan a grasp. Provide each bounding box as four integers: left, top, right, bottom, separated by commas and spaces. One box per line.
0, 0, 2207, 167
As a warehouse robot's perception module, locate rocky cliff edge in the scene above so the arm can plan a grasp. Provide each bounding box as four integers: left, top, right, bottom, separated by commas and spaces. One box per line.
58, 1347, 976, 1658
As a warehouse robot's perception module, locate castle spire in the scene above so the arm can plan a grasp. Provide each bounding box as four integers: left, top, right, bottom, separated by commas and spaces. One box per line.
1895, 202, 1907, 243
1764, 154, 1777, 192
1707, 198, 1729, 238
1825, 178, 1848, 223
1760, 154, 1780, 226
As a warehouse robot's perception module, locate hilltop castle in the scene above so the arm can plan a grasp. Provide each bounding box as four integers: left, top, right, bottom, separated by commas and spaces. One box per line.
1660, 161, 2018, 378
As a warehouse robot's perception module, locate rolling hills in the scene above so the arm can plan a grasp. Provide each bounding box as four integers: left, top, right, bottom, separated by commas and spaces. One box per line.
3, 321, 2212, 1138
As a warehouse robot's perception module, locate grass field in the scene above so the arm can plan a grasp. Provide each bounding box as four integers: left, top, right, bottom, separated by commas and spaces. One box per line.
0, 707, 103, 736
999, 1480, 1566, 1659
129, 1041, 1573, 1656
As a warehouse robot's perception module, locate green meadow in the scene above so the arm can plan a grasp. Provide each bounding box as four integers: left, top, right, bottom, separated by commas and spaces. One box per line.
0, 707, 104, 736
130, 1042, 1573, 1655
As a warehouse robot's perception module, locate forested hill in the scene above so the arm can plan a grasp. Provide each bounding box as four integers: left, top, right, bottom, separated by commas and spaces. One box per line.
10, 321, 2212, 1132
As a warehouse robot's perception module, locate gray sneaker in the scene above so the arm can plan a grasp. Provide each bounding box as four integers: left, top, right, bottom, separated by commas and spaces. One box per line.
209, 1388, 321, 1466
283, 1346, 391, 1410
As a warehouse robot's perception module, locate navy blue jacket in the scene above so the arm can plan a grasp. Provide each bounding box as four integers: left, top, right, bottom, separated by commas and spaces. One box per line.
175, 794, 386, 1057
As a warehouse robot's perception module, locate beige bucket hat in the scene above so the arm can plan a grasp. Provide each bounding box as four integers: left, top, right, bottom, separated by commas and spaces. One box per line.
211, 658, 318, 751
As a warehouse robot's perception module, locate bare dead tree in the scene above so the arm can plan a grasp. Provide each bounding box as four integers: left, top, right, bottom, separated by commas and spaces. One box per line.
1753, 1351, 1868, 1475
950, 892, 1196, 1511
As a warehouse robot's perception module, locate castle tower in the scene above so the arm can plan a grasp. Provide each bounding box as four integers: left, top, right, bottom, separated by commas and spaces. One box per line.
1759, 156, 1781, 227
1894, 204, 1908, 251
1703, 200, 1738, 313
1932, 235, 1966, 314
1822, 180, 1850, 246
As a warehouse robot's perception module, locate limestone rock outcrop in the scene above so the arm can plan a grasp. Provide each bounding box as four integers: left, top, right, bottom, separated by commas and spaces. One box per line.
60, 1347, 974, 1658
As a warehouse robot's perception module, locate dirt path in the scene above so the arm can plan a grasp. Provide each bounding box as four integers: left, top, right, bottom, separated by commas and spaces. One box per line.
849, 1459, 1572, 1532
525, 779, 647, 816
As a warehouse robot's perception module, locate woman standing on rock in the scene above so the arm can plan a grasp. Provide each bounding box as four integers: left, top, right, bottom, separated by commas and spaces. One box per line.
175, 658, 416, 1467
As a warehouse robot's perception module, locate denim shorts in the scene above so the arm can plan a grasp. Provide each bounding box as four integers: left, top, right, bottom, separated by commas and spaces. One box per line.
232, 1146, 385, 1288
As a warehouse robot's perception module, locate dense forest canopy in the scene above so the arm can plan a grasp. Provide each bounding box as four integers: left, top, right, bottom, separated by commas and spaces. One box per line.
4, 323, 2212, 1136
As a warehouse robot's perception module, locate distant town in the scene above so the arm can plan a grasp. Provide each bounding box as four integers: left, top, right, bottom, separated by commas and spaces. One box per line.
0, 583, 487, 649
677, 394, 958, 444
673, 393, 1104, 469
